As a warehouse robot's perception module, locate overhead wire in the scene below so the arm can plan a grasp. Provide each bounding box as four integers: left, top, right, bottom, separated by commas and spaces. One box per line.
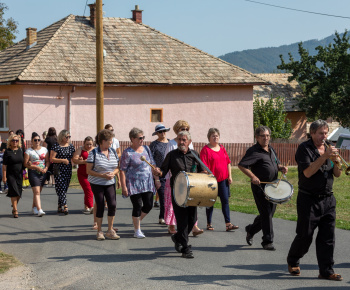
243, 0, 350, 19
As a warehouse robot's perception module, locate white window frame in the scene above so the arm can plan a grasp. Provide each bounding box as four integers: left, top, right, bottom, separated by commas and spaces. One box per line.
0, 99, 9, 131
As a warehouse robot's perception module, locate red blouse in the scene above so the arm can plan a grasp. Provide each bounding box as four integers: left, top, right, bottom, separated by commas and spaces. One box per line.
200, 145, 231, 182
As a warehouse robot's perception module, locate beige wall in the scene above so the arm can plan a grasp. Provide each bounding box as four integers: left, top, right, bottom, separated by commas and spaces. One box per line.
14, 84, 254, 143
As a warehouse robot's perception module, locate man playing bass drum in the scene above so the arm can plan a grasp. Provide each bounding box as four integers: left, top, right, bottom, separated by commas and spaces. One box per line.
154, 130, 205, 259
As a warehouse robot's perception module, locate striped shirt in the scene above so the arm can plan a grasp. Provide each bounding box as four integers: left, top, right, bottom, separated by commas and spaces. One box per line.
87, 147, 119, 186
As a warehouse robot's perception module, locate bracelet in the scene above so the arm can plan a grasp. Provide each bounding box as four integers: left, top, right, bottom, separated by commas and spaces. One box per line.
155, 180, 160, 182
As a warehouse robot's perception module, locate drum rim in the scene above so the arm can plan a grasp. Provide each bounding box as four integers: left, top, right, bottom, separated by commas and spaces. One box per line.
264, 179, 294, 204
173, 171, 190, 208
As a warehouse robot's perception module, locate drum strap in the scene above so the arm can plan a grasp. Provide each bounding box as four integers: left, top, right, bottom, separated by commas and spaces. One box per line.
190, 151, 213, 175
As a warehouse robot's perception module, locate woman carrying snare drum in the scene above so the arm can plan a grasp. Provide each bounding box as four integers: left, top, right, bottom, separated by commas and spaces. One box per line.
200, 128, 239, 231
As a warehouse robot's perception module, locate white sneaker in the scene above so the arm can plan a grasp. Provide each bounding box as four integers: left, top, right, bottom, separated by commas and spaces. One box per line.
37, 209, 45, 217
133, 230, 145, 239
32, 207, 38, 215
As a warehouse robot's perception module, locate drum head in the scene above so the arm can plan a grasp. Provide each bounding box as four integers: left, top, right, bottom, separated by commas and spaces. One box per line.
264, 180, 293, 203
173, 172, 189, 207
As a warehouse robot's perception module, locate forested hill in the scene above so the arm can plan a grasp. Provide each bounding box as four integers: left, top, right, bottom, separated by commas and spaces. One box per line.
218, 33, 341, 73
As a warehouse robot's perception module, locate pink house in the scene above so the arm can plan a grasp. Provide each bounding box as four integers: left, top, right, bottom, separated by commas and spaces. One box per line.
0, 5, 268, 143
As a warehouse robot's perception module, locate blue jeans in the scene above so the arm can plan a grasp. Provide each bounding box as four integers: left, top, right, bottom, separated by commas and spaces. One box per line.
206, 179, 231, 224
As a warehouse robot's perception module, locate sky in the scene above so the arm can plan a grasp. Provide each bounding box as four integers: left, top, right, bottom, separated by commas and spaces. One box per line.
3, 0, 350, 57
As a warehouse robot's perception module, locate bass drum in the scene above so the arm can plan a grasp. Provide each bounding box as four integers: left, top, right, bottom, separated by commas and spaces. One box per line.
264, 180, 293, 204
173, 171, 218, 207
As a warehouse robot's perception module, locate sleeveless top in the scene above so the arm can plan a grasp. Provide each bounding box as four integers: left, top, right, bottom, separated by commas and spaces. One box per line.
77, 149, 89, 177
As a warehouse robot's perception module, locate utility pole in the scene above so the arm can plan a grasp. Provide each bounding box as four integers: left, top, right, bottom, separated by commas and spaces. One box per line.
96, 0, 104, 133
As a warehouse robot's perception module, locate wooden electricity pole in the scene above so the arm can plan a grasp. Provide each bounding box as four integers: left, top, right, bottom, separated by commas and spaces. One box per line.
96, 0, 104, 133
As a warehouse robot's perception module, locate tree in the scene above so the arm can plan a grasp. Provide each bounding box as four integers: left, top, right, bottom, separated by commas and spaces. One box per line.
253, 96, 293, 139
0, 3, 18, 50
278, 31, 350, 127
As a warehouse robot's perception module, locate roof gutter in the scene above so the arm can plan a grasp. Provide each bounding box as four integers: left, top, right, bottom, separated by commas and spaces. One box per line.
11, 81, 271, 87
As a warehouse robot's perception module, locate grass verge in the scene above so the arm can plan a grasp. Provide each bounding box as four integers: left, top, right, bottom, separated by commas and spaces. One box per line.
0, 251, 21, 274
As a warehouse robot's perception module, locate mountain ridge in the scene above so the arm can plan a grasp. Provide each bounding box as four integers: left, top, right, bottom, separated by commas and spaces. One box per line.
218, 33, 343, 73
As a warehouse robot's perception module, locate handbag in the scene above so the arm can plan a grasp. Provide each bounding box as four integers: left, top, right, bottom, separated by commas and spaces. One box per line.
53, 163, 60, 176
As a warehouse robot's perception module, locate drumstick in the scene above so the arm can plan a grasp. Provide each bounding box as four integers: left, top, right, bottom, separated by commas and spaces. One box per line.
276, 160, 290, 187
140, 156, 156, 170
260, 181, 278, 184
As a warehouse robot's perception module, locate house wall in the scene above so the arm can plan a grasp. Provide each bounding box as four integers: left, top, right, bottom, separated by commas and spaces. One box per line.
20, 84, 253, 143
287, 111, 307, 140
0, 85, 24, 141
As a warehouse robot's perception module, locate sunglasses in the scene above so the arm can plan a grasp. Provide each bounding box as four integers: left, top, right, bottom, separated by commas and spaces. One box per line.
138, 136, 145, 140
181, 128, 189, 131
33, 139, 41, 142
11, 139, 19, 143
65, 136, 71, 139
158, 130, 166, 134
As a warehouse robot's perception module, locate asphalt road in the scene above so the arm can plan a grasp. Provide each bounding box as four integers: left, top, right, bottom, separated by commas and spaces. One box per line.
0, 186, 349, 289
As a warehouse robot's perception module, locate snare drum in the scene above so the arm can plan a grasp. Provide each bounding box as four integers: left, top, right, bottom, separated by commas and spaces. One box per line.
264, 180, 293, 204
173, 171, 218, 207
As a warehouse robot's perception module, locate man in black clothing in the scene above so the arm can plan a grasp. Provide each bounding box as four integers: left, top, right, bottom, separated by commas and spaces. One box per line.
287, 120, 342, 281
154, 130, 205, 259
238, 126, 288, 251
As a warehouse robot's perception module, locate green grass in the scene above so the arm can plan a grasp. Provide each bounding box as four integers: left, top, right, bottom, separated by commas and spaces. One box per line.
0, 251, 21, 274
70, 168, 350, 230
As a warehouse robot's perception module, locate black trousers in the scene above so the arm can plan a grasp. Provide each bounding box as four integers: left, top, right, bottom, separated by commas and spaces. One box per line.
246, 184, 276, 246
171, 188, 197, 253
287, 193, 336, 277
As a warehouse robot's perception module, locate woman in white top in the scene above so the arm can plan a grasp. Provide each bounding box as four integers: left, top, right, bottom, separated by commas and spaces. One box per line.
24, 132, 49, 217
104, 124, 121, 158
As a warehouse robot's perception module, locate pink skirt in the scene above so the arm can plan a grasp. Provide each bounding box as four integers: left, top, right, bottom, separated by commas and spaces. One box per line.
164, 178, 176, 226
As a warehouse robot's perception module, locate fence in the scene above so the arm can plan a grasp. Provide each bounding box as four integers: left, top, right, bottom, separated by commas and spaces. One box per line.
25, 140, 350, 166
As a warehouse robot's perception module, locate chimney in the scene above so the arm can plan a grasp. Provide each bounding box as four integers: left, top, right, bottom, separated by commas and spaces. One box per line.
132, 5, 143, 24
88, 3, 96, 27
26, 28, 37, 50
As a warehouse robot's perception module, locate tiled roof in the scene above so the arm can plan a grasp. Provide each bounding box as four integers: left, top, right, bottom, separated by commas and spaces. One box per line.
254, 73, 304, 111
0, 15, 268, 85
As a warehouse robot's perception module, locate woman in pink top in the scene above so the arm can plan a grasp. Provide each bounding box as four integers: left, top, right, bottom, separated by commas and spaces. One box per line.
200, 128, 239, 232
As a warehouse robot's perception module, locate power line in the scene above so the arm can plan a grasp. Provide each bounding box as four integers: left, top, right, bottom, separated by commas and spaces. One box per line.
243, 0, 350, 19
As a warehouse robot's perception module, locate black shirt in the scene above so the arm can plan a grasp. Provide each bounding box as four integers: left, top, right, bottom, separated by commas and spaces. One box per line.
160, 149, 204, 187
238, 142, 279, 182
296, 139, 334, 195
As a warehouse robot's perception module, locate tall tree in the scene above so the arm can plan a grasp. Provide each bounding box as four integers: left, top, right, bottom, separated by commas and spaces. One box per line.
253, 96, 293, 139
0, 3, 18, 50
278, 31, 350, 127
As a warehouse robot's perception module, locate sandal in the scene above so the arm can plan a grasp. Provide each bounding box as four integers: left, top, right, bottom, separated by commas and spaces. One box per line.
226, 223, 239, 231
318, 273, 343, 281
57, 206, 63, 213
12, 210, 18, 218
168, 225, 177, 234
207, 224, 214, 231
63, 205, 69, 215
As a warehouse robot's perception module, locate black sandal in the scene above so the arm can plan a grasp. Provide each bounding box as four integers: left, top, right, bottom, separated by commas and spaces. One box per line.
63, 205, 69, 215
12, 210, 18, 218
207, 224, 214, 230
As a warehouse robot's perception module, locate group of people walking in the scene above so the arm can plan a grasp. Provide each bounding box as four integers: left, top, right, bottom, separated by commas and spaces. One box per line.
1, 119, 343, 281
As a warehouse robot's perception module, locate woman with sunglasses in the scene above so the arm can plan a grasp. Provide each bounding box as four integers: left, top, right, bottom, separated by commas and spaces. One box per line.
120, 128, 156, 238
50, 130, 75, 215
163, 120, 203, 236
24, 132, 49, 217
2, 134, 24, 218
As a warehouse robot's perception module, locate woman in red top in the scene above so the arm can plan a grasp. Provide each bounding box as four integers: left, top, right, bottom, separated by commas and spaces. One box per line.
200, 128, 239, 231
73, 136, 95, 214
